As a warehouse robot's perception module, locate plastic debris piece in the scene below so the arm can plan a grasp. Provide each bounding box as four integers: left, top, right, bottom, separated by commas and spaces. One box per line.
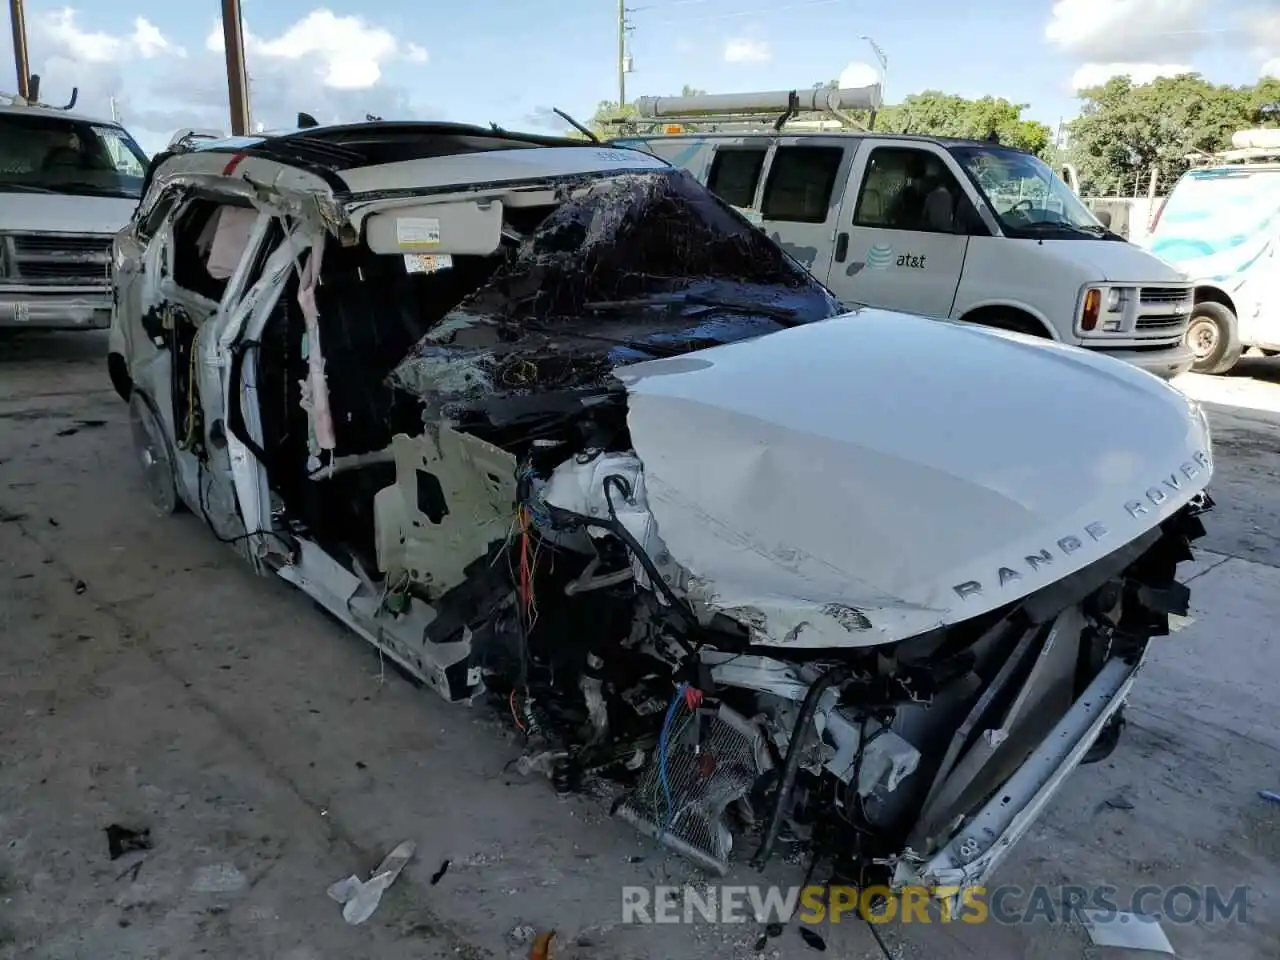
530, 931, 556, 960
327, 840, 416, 925
798, 927, 827, 951
430, 859, 450, 885
1260, 790, 1280, 804
105, 824, 152, 861
191, 863, 247, 893
1081, 910, 1175, 953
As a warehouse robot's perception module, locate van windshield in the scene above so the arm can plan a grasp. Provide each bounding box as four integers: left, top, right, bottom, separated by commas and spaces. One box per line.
950, 145, 1109, 240
0, 112, 149, 199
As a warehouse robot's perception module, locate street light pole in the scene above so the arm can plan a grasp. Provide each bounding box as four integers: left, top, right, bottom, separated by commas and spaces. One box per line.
221, 0, 250, 135
859, 34, 888, 105
8, 0, 30, 100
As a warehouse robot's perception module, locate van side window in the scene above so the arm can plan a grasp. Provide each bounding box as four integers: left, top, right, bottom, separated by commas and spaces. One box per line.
707, 147, 767, 208
854, 147, 966, 234
170, 198, 259, 304
760, 146, 844, 223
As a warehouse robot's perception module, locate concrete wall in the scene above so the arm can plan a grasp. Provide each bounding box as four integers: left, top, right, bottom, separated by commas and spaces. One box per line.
1081, 196, 1164, 244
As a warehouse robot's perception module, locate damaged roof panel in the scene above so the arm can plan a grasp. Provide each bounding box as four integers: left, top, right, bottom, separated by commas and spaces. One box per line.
389, 169, 842, 418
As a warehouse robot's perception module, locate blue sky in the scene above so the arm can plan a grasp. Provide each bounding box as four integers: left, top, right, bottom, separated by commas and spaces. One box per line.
4, 1, 1277, 154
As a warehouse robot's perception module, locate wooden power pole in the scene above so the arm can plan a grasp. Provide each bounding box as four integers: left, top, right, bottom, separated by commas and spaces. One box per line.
8, 0, 30, 99
221, 0, 250, 135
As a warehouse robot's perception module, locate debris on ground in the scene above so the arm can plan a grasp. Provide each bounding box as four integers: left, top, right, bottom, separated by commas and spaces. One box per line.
104, 824, 152, 861
190, 863, 247, 893
798, 927, 827, 951
327, 839, 416, 925
1103, 793, 1135, 811
429, 858, 450, 884
508, 924, 537, 945
1260, 790, 1280, 804
529, 930, 556, 960
1081, 909, 1175, 953
74, 580, 86, 595
55, 419, 107, 437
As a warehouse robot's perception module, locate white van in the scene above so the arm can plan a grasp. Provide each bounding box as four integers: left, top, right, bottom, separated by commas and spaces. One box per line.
0, 90, 149, 332
613, 94, 1195, 379
1142, 129, 1280, 374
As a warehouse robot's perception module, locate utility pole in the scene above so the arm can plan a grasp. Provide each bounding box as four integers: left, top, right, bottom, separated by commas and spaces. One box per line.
8, 0, 30, 99
221, 0, 250, 135
617, 0, 627, 109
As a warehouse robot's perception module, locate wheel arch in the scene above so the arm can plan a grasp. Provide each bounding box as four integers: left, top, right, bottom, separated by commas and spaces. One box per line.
958, 303, 1056, 339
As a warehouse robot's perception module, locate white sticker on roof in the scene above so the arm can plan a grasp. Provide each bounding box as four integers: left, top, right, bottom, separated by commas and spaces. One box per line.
396, 217, 441, 249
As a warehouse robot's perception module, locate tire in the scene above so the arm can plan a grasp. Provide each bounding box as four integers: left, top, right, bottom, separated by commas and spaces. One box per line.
129, 392, 183, 516
969, 309, 1048, 338
1186, 301, 1242, 375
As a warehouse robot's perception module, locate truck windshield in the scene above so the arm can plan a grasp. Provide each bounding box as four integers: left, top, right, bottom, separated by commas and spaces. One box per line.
0, 112, 149, 199
950, 145, 1107, 240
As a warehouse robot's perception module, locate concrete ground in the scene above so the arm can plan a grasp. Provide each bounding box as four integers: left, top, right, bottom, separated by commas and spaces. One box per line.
1, 332, 1277, 960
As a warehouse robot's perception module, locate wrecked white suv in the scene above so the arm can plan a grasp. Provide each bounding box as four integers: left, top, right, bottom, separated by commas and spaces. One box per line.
108, 121, 1215, 890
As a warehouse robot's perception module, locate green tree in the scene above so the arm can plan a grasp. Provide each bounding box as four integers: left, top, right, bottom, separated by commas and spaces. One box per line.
1066, 74, 1280, 195
873, 91, 1052, 156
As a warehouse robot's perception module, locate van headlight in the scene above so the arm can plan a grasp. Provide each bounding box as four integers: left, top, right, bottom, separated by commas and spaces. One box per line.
1105, 287, 1124, 312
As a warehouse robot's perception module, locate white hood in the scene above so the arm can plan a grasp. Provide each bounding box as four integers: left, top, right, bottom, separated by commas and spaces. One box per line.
616, 309, 1213, 648
0, 192, 137, 235
1039, 237, 1186, 283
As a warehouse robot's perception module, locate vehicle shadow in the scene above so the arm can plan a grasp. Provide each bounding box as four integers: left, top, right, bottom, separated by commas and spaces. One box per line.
1227, 353, 1280, 383
0, 331, 110, 366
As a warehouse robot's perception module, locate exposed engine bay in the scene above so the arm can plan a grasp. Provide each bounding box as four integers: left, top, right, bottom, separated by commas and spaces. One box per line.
133, 163, 1217, 887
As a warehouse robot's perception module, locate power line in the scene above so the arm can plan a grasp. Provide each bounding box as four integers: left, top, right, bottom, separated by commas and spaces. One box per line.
641, 0, 854, 25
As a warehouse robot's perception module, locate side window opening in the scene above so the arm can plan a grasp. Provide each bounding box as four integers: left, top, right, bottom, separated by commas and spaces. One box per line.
171, 198, 258, 303
854, 147, 967, 234
707, 147, 767, 208
760, 146, 845, 224
137, 189, 178, 243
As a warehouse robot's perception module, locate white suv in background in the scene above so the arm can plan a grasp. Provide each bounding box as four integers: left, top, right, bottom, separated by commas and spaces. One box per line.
0, 93, 150, 332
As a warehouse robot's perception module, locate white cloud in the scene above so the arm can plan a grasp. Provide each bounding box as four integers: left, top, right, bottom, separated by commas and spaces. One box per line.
36, 9, 184, 63
838, 62, 879, 89
1263, 57, 1280, 78
204, 10, 421, 90
1045, 0, 1205, 63
723, 38, 771, 63
21, 8, 433, 150
1070, 61, 1193, 89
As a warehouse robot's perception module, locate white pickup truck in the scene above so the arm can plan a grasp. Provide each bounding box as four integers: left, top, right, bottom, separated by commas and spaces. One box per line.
613, 88, 1196, 379
0, 91, 149, 332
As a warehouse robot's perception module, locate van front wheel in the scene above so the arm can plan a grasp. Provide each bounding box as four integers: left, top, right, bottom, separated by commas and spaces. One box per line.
1186, 302, 1242, 375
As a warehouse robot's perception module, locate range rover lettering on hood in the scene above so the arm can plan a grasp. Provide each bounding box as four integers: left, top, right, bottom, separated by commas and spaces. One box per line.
953, 449, 1212, 600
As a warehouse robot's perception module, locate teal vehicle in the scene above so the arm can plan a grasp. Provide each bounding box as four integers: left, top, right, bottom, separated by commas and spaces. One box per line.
1145, 130, 1280, 373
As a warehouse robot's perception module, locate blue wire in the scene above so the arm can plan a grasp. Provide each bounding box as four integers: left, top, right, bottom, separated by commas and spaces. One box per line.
656, 682, 687, 842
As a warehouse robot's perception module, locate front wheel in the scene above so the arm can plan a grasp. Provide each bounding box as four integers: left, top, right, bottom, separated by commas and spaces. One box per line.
1186, 302, 1242, 375
129, 392, 183, 516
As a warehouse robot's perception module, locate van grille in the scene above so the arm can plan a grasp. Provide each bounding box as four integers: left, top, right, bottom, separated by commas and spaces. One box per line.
1134, 285, 1192, 335
3, 232, 112, 286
